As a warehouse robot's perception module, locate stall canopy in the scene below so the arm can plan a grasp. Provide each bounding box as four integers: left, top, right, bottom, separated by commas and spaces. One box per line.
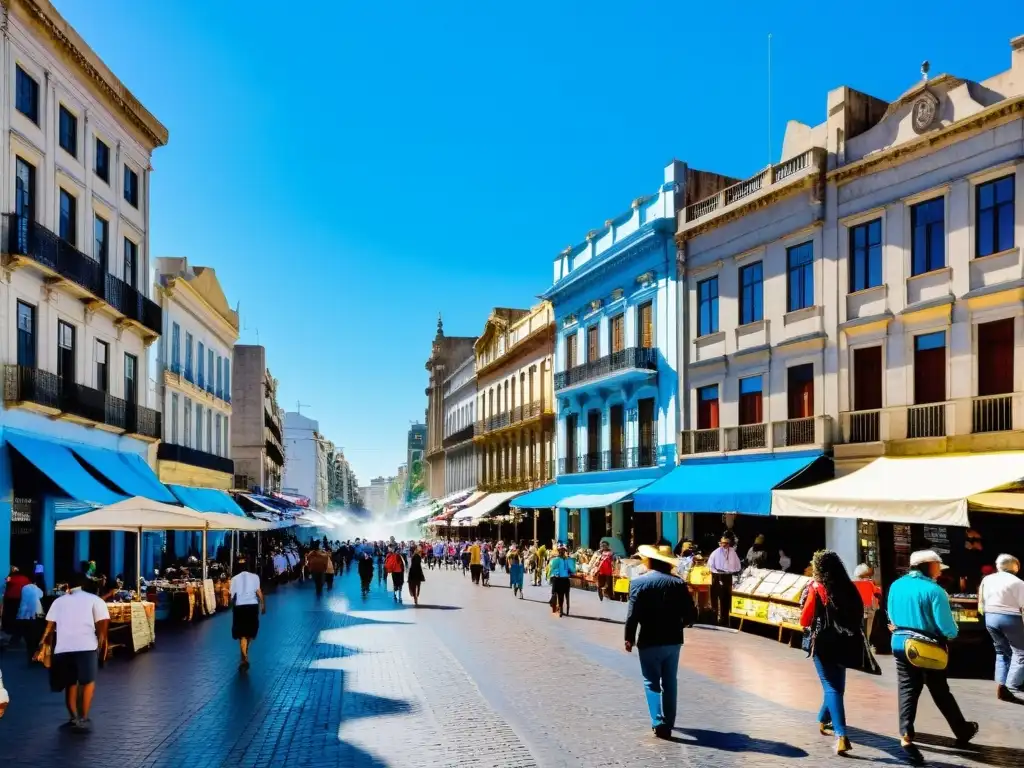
453, 491, 522, 522
509, 483, 564, 509
54, 498, 209, 532
6, 431, 125, 506
772, 453, 1024, 527
71, 444, 178, 504
556, 479, 656, 509
169, 485, 246, 516
635, 452, 831, 515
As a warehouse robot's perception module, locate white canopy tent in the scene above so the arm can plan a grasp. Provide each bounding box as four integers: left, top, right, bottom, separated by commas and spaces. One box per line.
772, 453, 1024, 527
452, 491, 522, 524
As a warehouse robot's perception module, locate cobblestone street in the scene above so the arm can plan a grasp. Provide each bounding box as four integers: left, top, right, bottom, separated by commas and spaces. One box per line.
2, 568, 1023, 768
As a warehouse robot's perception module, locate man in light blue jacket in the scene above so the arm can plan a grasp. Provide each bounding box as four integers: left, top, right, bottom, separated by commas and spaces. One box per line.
887, 550, 978, 765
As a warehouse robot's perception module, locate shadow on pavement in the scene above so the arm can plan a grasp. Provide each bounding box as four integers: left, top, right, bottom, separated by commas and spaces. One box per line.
675, 728, 809, 758
916, 732, 1024, 767
409, 604, 463, 611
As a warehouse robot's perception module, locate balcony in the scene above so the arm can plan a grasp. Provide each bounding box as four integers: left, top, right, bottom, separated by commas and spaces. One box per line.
4, 364, 60, 412
264, 408, 283, 441
554, 347, 657, 392
558, 444, 661, 474
157, 442, 234, 475
725, 423, 768, 451
972, 394, 1013, 434
265, 427, 285, 465
681, 428, 722, 455
473, 401, 553, 437
443, 424, 475, 449
683, 416, 832, 455
3, 364, 137, 434
126, 404, 161, 440
2, 214, 162, 339
772, 416, 831, 448
680, 148, 826, 234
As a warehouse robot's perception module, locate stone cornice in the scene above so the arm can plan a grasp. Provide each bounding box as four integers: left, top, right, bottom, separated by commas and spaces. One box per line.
828, 96, 1024, 187
162, 277, 239, 347
6, 0, 168, 149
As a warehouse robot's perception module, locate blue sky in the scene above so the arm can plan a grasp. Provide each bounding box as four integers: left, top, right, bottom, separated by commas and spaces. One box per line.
58, 1, 1019, 485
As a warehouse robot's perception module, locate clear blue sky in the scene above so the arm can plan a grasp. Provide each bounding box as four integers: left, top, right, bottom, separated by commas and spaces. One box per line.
58, 1, 1019, 485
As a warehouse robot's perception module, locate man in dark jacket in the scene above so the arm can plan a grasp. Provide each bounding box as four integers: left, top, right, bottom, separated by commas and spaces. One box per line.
625, 544, 695, 739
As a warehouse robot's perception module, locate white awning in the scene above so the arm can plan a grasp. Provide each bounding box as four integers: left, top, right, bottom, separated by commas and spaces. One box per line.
453, 491, 522, 522
772, 453, 1024, 527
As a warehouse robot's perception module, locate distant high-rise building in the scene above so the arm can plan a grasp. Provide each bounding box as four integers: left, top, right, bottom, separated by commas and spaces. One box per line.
231, 345, 285, 493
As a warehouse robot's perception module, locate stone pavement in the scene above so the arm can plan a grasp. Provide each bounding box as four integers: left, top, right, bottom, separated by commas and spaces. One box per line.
0, 566, 1021, 767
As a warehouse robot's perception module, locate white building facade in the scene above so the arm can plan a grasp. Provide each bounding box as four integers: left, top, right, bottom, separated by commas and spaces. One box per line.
443, 354, 476, 494
283, 411, 329, 509
0, 0, 168, 584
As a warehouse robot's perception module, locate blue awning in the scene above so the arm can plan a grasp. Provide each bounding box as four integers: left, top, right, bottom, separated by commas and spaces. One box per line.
633, 452, 832, 516
6, 432, 125, 507
511, 479, 654, 509
72, 445, 178, 504
169, 485, 246, 516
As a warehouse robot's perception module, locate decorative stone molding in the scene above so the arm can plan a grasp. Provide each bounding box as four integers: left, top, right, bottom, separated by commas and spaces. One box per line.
562, 313, 577, 328
636, 271, 655, 287
588, 299, 602, 313
610, 288, 624, 302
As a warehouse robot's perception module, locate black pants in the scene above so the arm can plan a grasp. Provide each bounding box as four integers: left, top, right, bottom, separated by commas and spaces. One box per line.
710, 574, 733, 626
326, 573, 334, 590
17, 617, 45, 662
470, 564, 482, 584
551, 576, 570, 614
895, 654, 969, 740
312, 572, 324, 597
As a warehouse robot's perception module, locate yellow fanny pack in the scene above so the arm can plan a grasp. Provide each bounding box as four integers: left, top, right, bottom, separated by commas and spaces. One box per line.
900, 630, 949, 670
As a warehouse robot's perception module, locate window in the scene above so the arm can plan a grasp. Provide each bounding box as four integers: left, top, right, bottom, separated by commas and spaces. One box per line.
196, 403, 204, 448
976, 176, 1014, 258
58, 106, 77, 157
15, 66, 38, 123
787, 363, 815, 419
207, 410, 213, 453
849, 219, 882, 292
208, 349, 214, 391
853, 346, 883, 412
587, 325, 599, 362
197, 342, 205, 387
171, 323, 181, 372
57, 321, 75, 387
94, 138, 110, 184
978, 318, 1014, 396
786, 242, 814, 311
123, 237, 138, 288
697, 277, 719, 336
609, 313, 625, 354
911, 198, 945, 275
171, 394, 179, 445
15, 156, 35, 223
564, 413, 577, 473
697, 385, 719, 430
637, 301, 653, 348
59, 189, 76, 246
95, 340, 108, 392
216, 356, 223, 398
565, 332, 578, 369
224, 360, 230, 399
914, 331, 946, 405
93, 215, 108, 266
185, 332, 194, 380
739, 262, 763, 324
739, 376, 763, 425
124, 353, 138, 404
17, 301, 35, 367
215, 413, 222, 457
184, 399, 193, 448
123, 165, 138, 207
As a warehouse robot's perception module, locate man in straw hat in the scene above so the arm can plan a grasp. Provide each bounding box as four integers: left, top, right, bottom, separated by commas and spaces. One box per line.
625, 544, 696, 739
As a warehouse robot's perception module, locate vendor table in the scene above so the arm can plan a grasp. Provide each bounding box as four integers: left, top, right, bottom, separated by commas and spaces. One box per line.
106, 601, 156, 653
728, 568, 812, 643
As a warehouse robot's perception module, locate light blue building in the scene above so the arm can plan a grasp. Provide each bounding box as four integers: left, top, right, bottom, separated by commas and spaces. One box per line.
513, 161, 724, 549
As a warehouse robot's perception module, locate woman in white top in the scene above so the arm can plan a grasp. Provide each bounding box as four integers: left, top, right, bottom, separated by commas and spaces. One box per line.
0, 665, 8, 717
229, 558, 265, 672
979, 554, 1024, 701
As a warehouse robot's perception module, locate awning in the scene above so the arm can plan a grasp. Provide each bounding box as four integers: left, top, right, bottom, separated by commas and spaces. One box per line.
510, 480, 654, 509
635, 452, 831, 515
6, 432, 124, 507
72, 444, 178, 504
510, 483, 565, 509
169, 485, 246, 516
772, 453, 1024, 527
453, 491, 522, 522
55, 497, 208, 532
448, 490, 485, 511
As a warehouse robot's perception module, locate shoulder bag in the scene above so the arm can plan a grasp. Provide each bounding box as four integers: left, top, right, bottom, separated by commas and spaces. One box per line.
895, 626, 948, 670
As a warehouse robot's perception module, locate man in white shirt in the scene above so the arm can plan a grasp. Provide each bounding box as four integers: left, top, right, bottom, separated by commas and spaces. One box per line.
36, 574, 110, 732
979, 554, 1024, 701
707, 536, 742, 628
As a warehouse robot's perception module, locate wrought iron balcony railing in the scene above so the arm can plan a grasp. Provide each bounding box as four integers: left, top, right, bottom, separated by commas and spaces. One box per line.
554, 346, 657, 391
4, 364, 129, 432
157, 442, 234, 475
126, 403, 161, 439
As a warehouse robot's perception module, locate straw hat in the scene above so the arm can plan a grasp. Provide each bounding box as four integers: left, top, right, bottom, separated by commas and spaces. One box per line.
637, 544, 679, 567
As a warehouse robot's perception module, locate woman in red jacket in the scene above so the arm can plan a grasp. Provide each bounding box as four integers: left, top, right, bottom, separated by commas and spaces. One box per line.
800, 550, 866, 756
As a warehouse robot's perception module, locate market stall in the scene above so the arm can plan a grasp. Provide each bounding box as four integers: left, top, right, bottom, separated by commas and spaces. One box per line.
724, 567, 812, 643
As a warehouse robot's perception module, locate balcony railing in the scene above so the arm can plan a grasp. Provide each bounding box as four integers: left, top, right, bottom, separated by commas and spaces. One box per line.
681, 428, 722, 454
3, 214, 162, 337
725, 423, 768, 451
64, 383, 127, 431
772, 416, 824, 448
126, 403, 161, 440
907, 403, 945, 439
4, 365, 130, 432
157, 442, 234, 475
558, 457, 576, 475
848, 410, 881, 443
4, 364, 60, 410
554, 346, 657, 391
443, 424, 475, 448
265, 427, 285, 464
265, 409, 283, 441
972, 394, 1013, 434
474, 401, 552, 435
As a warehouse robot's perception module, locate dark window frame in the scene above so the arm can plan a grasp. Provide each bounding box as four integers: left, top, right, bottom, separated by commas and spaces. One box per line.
58, 105, 77, 158
59, 188, 77, 246
95, 138, 110, 184
786, 241, 814, 312
123, 165, 139, 208
911, 197, 946, 276
93, 214, 108, 266
975, 175, 1015, 258
15, 65, 39, 123
123, 237, 138, 288
95, 339, 109, 393
739, 261, 763, 325
697, 276, 719, 337
16, 300, 36, 367
124, 352, 138, 404
849, 219, 883, 293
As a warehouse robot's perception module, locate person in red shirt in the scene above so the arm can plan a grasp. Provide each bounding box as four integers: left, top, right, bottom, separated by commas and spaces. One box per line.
852, 564, 883, 646
594, 541, 616, 602
3, 566, 31, 640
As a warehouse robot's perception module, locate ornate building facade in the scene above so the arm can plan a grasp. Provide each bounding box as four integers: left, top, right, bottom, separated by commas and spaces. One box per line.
423, 318, 475, 498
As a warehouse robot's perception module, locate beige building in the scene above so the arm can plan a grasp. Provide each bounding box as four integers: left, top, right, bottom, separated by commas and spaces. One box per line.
230, 345, 285, 493
474, 303, 555, 491
423, 317, 475, 498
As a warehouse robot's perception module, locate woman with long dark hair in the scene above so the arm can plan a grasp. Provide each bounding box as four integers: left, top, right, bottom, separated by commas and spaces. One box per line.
800, 550, 865, 755
229, 558, 265, 672
408, 546, 425, 606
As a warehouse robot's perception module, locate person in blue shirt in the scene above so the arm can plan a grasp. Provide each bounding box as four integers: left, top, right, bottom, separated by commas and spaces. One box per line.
887, 550, 978, 764
547, 544, 576, 617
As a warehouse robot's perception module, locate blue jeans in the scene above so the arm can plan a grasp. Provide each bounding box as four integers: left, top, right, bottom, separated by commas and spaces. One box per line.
637, 644, 681, 730
813, 655, 848, 737
986, 612, 1024, 690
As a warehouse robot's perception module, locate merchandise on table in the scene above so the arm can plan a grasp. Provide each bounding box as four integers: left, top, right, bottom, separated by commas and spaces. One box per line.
728, 566, 811, 633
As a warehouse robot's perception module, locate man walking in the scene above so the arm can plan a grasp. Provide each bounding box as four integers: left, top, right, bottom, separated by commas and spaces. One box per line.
888, 550, 978, 765
35, 573, 109, 732
593, 540, 616, 601
304, 544, 330, 598
708, 536, 741, 627
625, 544, 695, 739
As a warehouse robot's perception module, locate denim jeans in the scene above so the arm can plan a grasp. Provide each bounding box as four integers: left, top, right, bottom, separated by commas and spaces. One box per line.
812, 654, 848, 738
637, 644, 681, 730
986, 612, 1024, 690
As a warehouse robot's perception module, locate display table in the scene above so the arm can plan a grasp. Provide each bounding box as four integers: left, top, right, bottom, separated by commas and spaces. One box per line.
146, 580, 216, 621
107, 601, 156, 653
728, 568, 812, 643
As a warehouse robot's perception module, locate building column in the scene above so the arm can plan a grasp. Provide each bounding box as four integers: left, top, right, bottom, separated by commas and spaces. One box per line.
580, 508, 591, 549
662, 511, 680, 548
75, 532, 90, 568
0, 441, 12, 582
555, 507, 568, 545
111, 531, 125, 579
611, 502, 625, 542
40, 496, 56, 588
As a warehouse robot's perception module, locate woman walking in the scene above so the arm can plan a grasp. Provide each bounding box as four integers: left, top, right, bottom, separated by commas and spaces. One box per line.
408, 546, 426, 606
385, 546, 406, 603
548, 544, 576, 617
357, 552, 374, 599
325, 547, 336, 591
508, 546, 524, 598
230, 558, 266, 673
800, 550, 865, 755
979, 553, 1024, 701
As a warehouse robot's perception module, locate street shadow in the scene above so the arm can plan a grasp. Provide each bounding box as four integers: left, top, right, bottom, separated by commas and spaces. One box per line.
562, 613, 625, 626
916, 732, 1024, 767
409, 604, 463, 611
675, 728, 809, 758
